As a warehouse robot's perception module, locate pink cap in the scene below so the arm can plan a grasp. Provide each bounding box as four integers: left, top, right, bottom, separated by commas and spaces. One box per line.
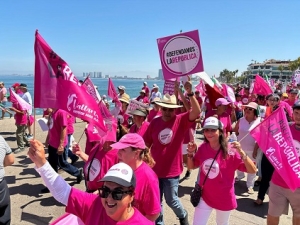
110, 133, 146, 149
215, 98, 230, 106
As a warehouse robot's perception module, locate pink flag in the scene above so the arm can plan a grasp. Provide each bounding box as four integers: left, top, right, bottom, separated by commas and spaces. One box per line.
107, 78, 122, 108
238, 88, 244, 96
270, 79, 275, 87
252, 75, 273, 96
51, 213, 84, 225
195, 80, 206, 97
9, 88, 32, 111
221, 84, 236, 103
82, 76, 101, 103
250, 107, 300, 191
34, 30, 106, 134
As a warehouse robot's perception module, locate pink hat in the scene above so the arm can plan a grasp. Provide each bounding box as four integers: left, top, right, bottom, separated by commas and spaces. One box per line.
110, 133, 146, 149
215, 98, 230, 106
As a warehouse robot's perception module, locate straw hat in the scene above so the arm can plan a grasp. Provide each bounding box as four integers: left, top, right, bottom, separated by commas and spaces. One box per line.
151, 97, 161, 104
119, 95, 130, 104
155, 94, 182, 108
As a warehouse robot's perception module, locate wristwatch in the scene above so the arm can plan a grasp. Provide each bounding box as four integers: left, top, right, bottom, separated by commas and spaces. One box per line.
187, 92, 194, 97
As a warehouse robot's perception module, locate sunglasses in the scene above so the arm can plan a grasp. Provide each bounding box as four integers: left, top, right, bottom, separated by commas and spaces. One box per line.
162, 107, 175, 112
98, 186, 133, 201
245, 107, 254, 111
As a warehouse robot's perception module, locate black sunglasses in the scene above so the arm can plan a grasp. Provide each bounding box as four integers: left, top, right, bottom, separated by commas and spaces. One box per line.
245, 107, 254, 111
98, 186, 133, 201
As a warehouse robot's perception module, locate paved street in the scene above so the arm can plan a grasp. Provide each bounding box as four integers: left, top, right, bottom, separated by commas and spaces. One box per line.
0, 116, 292, 224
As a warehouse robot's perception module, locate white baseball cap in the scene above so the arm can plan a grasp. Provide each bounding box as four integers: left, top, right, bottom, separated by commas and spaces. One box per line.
202, 117, 223, 130
99, 162, 136, 188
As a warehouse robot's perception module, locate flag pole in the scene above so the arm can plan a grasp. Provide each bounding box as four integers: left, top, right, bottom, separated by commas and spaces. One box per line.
33, 108, 36, 140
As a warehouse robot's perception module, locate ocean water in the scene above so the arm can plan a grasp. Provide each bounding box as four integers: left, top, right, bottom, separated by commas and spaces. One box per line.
0, 75, 166, 116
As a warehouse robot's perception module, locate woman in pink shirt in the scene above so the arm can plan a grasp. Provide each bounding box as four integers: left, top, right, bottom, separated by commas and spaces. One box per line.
187, 117, 256, 225
129, 108, 150, 136
28, 140, 153, 225
112, 133, 160, 222
147, 98, 162, 123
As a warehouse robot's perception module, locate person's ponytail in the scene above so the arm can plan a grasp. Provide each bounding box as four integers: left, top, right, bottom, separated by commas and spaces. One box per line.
140, 147, 155, 168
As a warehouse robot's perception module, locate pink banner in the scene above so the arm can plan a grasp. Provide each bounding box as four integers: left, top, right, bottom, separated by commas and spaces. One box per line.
157, 30, 204, 80
51, 213, 84, 225
108, 78, 122, 108
82, 76, 101, 103
163, 80, 175, 95
34, 30, 107, 135
252, 75, 273, 96
250, 107, 300, 191
9, 88, 32, 111
221, 84, 236, 103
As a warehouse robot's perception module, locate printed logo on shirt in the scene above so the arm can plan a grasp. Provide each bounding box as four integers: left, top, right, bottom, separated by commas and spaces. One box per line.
242, 98, 248, 104
202, 158, 220, 179
158, 128, 173, 145
49, 118, 54, 129
84, 159, 101, 181
293, 139, 300, 157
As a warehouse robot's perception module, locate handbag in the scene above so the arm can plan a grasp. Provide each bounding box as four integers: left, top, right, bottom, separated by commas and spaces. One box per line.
190, 149, 221, 207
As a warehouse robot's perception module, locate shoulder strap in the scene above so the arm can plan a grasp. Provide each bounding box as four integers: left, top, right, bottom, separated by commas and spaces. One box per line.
202, 148, 221, 188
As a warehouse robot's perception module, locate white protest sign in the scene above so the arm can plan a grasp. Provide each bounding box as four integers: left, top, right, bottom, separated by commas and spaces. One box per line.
125, 99, 149, 115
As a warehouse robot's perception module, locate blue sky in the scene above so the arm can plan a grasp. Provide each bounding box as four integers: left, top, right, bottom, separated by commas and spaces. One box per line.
0, 0, 299, 78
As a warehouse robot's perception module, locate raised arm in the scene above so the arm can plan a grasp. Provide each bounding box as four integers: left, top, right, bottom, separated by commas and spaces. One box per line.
184, 81, 201, 121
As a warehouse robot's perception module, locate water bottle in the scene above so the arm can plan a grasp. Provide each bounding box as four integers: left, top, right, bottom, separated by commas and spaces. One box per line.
228, 132, 237, 151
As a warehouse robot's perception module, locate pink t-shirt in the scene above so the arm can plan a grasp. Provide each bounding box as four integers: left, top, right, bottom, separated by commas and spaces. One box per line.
84, 145, 119, 191
48, 109, 68, 148
241, 94, 249, 104
142, 86, 150, 96
67, 114, 75, 135
0, 87, 7, 102
136, 96, 149, 104
284, 99, 296, 107
129, 121, 149, 136
143, 112, 193, 178
147, 109, 161, 123
134, 162, 160, 217
183, 123, 196, 144
204, 97, 213, 112
234, 101, 243, 112
194, 142, 247, 211
119, 110, 130, 128
279, 101, 293, 118
13, 102, 27, 125
271, 123, 300, 189
66, 188, 153, 225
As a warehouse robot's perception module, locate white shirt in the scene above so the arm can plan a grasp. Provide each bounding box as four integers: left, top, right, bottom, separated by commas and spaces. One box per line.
21, 92, 33, 115
150, 91, 162, 101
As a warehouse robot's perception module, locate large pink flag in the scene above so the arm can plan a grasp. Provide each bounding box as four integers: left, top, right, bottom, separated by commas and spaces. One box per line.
195, 80, 206, 97
250, 107, 300, 191
252, 75, 273, 96
107, 78, 121, 108
9, 88, 32, 111
34, 30, 106, 134
82, 76, 101, 103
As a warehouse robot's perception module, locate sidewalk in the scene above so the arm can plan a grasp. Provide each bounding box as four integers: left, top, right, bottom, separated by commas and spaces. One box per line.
0, 117, 292, 224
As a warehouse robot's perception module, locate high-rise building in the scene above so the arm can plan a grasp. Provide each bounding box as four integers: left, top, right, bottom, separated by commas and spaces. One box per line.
158, 69, 164, 80
83, 72, 86, 77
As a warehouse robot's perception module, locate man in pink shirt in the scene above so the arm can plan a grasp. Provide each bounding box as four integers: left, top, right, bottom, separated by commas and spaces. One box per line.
43, 109, 83, 193
136, 90, 150, 104
285, 89, 298, 107
143, 81, 200, 225
142, 82, 150, 97
267, 100, 300, 225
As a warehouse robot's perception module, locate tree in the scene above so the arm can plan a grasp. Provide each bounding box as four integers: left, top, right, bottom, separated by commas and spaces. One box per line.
219, 69, 239, 83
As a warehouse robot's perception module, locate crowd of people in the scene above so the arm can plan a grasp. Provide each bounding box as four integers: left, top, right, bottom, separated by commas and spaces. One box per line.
1, 78, 300, 225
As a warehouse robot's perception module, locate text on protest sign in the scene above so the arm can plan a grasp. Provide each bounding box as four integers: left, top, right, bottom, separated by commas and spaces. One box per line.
125, 99, 149, 115
163, 80, 175, 95
157, 30, 204, 80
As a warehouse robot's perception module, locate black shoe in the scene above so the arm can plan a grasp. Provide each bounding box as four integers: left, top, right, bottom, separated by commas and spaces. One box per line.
179, 210, 189, 225
184, 170, 191, 179
71, 156, 79, 165
77, 168, 83, 184
41, 187, 50, 193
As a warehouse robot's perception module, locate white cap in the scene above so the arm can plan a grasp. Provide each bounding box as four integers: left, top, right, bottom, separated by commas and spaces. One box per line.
99, 162, 136, 187
202, 117, 223, 130
118, 86, 126, 90
143, 81, 147, 85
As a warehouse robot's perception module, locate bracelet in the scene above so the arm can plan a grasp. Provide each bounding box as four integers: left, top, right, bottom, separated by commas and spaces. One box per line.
187, 92, 194, 97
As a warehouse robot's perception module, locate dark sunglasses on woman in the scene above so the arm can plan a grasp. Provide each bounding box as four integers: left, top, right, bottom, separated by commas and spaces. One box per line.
98, 186, 133, 200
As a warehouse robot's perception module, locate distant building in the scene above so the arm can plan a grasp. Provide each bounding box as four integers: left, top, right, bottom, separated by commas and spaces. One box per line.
247, 59, 293, 81
105, 75, 110, 78
146, 75, 151, 79
83, 72, 86, 77
158, 69, 164, 80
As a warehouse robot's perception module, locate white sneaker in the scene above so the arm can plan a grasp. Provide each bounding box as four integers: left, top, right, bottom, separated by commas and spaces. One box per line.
248, 187, 254, 194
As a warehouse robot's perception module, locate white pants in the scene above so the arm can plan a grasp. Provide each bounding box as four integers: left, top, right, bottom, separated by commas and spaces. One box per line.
193, 199, 231, 225
236, 150, 256, 188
